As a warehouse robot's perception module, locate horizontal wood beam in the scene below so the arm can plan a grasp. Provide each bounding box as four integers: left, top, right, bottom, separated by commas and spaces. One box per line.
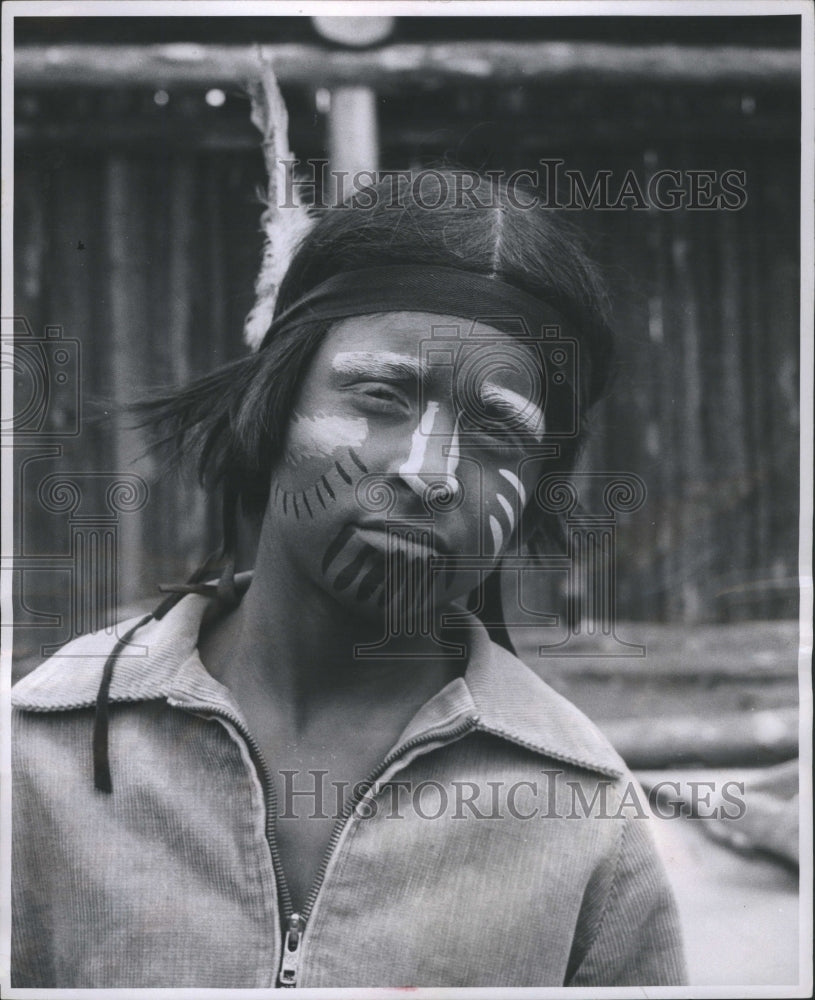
14, 42, 800, 90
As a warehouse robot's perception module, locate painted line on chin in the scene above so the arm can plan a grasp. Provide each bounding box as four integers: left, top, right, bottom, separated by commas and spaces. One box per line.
333, 546, 372, 591
321, 524, 355, 574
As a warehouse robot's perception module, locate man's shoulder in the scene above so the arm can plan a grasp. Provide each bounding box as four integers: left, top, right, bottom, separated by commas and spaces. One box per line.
12, 596, 210, 713
472, 637, 629, 781
12, 614, 151, 711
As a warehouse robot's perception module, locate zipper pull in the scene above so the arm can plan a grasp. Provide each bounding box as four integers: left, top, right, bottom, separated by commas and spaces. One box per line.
278, 912, 303, 988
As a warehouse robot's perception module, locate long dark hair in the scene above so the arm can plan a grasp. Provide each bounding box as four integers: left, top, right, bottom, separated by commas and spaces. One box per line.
137, 171, 615, 551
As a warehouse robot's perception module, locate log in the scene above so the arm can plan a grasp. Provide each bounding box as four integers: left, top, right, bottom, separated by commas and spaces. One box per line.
14, 42, 800, 90
603, 707, 798, 768
516, 619, 800, 678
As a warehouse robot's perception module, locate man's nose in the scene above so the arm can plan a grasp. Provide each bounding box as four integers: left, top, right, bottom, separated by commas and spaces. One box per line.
394, 402, 462, 500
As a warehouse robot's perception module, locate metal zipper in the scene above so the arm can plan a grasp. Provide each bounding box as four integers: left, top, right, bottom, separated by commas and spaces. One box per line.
190, 701, 478, 988
278, 912, 303, 987
277, 714, 480, 987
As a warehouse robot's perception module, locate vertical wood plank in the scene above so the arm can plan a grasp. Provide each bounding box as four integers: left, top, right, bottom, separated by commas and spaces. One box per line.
103, 154, 154, 606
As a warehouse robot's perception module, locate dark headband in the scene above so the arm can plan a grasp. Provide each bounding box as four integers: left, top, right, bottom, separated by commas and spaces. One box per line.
259, 265, 569, 350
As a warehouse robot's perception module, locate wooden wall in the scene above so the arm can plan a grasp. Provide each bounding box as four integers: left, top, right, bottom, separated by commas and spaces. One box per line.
11, 69, 800, 668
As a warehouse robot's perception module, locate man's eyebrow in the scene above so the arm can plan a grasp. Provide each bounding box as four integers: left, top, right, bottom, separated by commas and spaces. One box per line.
331, 351, 430, 382
481, 383, 545, 441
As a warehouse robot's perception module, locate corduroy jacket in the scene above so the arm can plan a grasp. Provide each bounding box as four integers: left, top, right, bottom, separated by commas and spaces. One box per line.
12, 594, 686, 988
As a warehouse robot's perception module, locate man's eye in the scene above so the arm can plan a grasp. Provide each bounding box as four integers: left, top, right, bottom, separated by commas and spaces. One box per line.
350, 383, 410, 412
365, 386, 399, 401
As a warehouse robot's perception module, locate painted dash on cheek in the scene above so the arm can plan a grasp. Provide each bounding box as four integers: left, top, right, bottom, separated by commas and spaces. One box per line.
335, 461, 352, 485
498, 468, 527, 505
302, 492, 313, 519
314, 483, 326, 508
496, 492, 515, 531
348, 447, 368, 473
489, 514, 504, 555
321, 475, 336, 500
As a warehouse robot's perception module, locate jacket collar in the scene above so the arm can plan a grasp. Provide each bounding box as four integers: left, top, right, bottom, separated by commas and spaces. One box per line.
391, 614, 625, 778
13, 592, 624, 778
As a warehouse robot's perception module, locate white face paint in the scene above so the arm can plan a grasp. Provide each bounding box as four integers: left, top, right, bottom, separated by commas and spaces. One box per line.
285, 411, 369, 465
331, 351, 428, 382
495, 492, 515, 532
266, 312, 554, 617
488, 468, 529, 554
398, 400, 440, 497
498, 467, 527, 506
481, 382, 545, 443
396, 405, 463, 499
444, 413, 462, 489
489, 514, 504, 555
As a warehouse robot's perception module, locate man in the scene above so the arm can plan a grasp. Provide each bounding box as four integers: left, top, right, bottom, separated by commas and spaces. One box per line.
12, 170, 686, 987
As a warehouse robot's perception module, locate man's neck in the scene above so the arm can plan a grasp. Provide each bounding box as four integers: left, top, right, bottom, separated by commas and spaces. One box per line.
198, 528, 466, 739
195, 523, 471, 918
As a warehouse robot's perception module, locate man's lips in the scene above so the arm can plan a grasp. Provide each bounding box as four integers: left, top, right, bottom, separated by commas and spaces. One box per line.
353, 523, 449, 558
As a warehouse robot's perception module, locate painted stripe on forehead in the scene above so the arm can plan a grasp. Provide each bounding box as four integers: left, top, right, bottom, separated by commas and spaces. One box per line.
481, 383, 545, 442
331, 351, 429, 383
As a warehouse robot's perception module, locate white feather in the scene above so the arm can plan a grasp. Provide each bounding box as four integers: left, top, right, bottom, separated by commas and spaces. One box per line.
243, 56, 316, 351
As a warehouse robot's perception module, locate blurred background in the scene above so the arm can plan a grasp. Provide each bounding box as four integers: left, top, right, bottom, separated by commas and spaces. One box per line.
9, 12, 805, 987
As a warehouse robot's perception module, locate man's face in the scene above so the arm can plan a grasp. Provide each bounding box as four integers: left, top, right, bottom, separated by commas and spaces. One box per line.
265, 311, 550, 618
